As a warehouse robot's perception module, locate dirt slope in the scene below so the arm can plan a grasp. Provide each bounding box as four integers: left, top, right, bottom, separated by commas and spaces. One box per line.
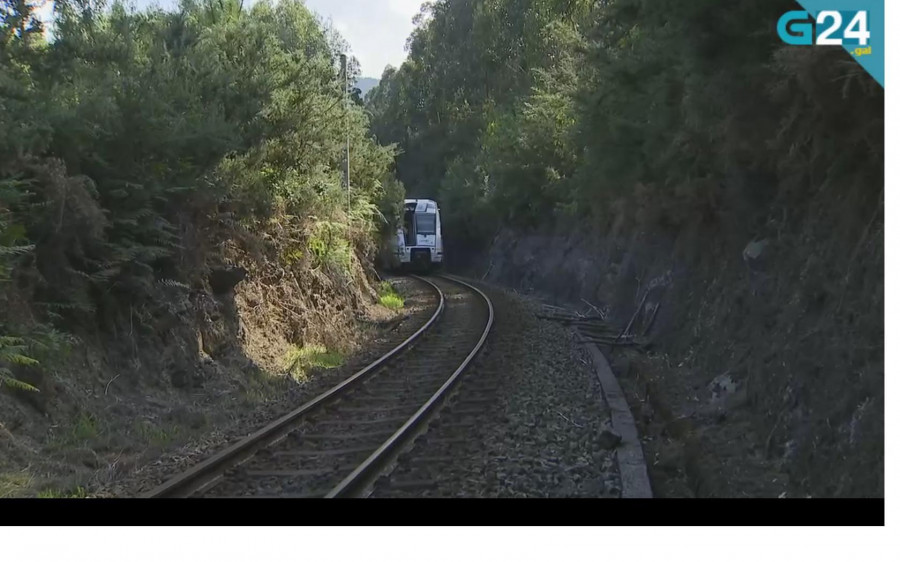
0, 218, 399, 498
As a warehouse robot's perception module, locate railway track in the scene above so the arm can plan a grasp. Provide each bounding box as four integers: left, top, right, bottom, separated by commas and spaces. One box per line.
144, 274, 493, 498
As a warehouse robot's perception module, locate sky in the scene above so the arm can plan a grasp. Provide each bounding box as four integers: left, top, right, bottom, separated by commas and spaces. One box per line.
34, 0, 424, 78
304, 0, 423, 78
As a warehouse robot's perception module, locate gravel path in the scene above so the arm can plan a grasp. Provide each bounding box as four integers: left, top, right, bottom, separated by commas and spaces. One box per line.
372, 280, 621, 498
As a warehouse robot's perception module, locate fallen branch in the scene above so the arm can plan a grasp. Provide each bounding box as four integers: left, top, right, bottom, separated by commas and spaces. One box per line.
537, 314, 607, 325
571, 319, 615, 328
578, 339, 639, 347
580, 331, 625, 340
541, 304, 574, 312
105, 374, 121, 396
581, 298, 606, 320
566, 316, 609, 324
642, 302, 661, 337
557, 411, 584, 428
616, 289, 649, 344
591, 334, 637, 342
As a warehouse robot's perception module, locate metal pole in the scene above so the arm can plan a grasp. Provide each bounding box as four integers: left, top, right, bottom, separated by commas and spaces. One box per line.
340, 54, 351, 230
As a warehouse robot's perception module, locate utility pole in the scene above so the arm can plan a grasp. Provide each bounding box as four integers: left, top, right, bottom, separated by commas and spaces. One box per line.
340, 54, 351, 231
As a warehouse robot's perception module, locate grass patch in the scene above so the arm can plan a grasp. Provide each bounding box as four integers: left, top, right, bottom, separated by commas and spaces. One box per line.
0, 471, 34, 498
47, 411, 106, 452
379, 293, 404, 310
37, 486, 87, 499
239, 365, 279, 404
50, 412, 101, 447
284, 344, 344, 381
135, 420, 180, 448
377, 281, 404, 310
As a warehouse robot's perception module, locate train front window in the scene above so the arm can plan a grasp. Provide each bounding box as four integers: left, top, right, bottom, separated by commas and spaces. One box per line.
415, 213, 436, 235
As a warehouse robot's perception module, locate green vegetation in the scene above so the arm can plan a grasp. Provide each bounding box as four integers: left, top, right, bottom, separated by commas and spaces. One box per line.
0, 327, 74, 391
367, 0, 882, 250
284, 344, 344, 381
65, 413, 100, 443
308, 220, 354, 273
0, 471, 34, 498
377, 281, 404, 310
379, 292, 404, 310
0, 0, 882, 499
365, 0, 882, 497
1, 178, 40, 391
37, 486, 88, 499
0, 0, 403, 395
0, 336, 39, 391
135, 420, 180, 448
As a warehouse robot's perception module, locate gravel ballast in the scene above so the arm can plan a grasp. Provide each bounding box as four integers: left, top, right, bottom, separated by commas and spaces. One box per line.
372, 280, 621, 498
95, 277, 624, 498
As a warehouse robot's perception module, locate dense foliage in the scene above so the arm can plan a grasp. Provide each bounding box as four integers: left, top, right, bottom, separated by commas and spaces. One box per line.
367, 0, 883, 253
367, 0, 884, 497
0, 0, 399, 389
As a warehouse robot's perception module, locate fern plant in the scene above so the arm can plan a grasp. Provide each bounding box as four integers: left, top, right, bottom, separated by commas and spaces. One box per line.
0, 336, 39, 392
1, 181, 42, 392
0, 179, 33, 282
307, 219, 352, 273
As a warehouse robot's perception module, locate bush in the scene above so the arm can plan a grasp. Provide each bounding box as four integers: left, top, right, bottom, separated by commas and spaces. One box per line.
0, 0, 403, 364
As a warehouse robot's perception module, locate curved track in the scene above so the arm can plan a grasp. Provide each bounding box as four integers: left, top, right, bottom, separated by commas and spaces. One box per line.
144, 274, 493, 498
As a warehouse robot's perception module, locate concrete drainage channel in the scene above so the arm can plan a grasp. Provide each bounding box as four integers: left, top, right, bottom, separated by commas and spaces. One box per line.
580, 341, 653, 498
534, 301, 653, 498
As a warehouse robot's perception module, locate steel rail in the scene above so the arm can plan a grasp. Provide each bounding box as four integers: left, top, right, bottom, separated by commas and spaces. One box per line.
143, 275, 445, 498
325, 274, 494, 498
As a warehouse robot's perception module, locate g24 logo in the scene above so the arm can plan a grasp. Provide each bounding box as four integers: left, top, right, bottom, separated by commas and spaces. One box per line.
777, 10, 870, 47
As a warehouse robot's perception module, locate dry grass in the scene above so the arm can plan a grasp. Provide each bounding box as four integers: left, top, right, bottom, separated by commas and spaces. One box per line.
0, 470, 34, 498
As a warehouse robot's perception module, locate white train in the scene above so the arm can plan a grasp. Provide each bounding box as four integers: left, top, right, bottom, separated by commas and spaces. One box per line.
392, 198, 444, 271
